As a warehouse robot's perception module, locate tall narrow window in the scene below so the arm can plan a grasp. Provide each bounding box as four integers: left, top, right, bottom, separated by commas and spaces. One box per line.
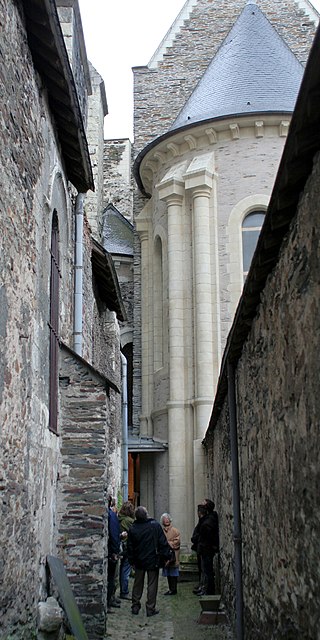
153, 236, 163, 371
242, 211, 265, 279
122, 342, 133, 428
49, 211, 60, 433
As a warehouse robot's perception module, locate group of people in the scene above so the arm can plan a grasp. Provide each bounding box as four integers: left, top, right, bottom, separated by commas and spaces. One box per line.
107, 495, 219, 618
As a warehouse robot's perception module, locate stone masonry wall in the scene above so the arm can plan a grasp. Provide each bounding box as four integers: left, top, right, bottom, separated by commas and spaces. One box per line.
0, 1, 121, 636
57, 1, 89, 128
85, 63, 106, 241
103, 139, 133, 221
0, 1, 65, 635
205, 152, 320, 639
57, 347, 111, 639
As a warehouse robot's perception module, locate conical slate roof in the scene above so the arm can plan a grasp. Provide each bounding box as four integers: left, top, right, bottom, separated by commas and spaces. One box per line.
170, 2, 304, 132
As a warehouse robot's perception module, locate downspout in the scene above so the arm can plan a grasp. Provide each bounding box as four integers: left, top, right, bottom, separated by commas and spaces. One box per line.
73, 193, 85, 356
227, 360, 244, 640
121, 352, 128, 501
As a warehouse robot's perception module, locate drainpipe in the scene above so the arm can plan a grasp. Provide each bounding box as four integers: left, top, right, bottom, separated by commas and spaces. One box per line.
227, 360, 244, 640
73, 193, 85, 356
121, 352, 128, 501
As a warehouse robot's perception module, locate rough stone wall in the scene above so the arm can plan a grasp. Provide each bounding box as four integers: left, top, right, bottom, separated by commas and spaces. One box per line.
85, 63, 106, 240
56, 347, 111, 639
103, 139, 133, 221
57, 1, 90, 127
0, 1, 122, 636
0, 1, 66, 634
205, 152, 320, 639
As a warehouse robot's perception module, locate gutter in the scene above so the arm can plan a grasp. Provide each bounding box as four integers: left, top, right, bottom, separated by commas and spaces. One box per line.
121, 352, 129, 501
73, 193, 85, 356
227, 361, 244, 640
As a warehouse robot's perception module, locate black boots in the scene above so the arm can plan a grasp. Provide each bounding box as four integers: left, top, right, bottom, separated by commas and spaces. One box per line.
164, 576, 177, 595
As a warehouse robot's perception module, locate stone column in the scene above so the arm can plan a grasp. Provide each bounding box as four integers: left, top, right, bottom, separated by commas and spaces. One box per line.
157, 176, 190, 542
185, 157, 216, 508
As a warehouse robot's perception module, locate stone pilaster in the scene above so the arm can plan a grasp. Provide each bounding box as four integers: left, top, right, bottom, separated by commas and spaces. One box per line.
136, 220, 151, 437
184, 155, 217, 508
157, 176, 191, 540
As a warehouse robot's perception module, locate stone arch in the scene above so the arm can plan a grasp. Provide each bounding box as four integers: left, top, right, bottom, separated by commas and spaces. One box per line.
49, 169, 70, 239
227, 194, 269, 316
48, 170, 71, 295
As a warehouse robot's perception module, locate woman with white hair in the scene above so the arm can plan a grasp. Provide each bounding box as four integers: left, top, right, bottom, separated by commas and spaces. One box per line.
160, 513, 181, 595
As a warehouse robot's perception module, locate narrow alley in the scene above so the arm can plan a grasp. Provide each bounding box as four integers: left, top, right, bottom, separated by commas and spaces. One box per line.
106, 575, 234, 640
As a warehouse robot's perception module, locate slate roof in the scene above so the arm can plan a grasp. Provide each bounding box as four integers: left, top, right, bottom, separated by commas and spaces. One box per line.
170, 2, 304, 132
91, 238, 127, 322
102, 204, 134, 256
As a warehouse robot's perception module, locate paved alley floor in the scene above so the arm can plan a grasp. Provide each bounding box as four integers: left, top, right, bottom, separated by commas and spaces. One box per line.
106, 576, 234, 640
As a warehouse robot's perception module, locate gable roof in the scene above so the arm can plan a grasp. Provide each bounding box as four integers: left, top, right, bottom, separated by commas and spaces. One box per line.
91, 238, 127, 322
102, 204, 134, 256
170, 2, 304, 132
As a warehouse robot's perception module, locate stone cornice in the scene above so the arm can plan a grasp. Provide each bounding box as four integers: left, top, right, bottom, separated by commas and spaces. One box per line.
156, 176, 185, 202
138, 114, 292, 197
184, 152, 215, 191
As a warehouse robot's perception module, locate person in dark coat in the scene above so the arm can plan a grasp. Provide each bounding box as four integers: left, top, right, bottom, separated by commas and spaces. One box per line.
118, 501, 135, 599
197, 498, 219, 595
191, 503, 207, 594
127, 506, 172, 617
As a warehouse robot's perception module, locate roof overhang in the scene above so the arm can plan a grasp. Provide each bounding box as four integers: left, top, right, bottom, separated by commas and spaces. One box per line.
60, 341, 120, 393
91, 238, 127, 322
128, 435, 168, 453
22, 0, 94, 192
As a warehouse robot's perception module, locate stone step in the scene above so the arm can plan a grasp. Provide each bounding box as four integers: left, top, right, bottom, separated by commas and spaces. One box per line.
198, 610, 228, 626
199, 594, 221, 612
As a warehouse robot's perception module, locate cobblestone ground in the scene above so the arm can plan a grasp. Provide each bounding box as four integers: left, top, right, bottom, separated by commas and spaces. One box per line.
106, 575, 235, 640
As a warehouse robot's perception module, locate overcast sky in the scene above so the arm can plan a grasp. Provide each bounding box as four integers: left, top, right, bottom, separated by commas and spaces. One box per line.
78, 0, 320, 141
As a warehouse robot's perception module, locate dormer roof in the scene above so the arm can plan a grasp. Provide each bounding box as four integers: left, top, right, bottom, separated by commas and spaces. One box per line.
102, 204, 134, 257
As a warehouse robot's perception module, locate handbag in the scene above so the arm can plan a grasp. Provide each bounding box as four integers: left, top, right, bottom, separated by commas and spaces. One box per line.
156, 547, 175, 568
153, 525, 176, 567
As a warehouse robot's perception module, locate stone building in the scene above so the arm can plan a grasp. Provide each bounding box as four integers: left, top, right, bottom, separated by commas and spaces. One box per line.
0, 0, 125, 637
204, 19, 320, 637
131, 0, 319, 547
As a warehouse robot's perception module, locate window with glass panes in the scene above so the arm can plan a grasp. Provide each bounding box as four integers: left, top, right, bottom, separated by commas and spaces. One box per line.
242, 211, 265, 279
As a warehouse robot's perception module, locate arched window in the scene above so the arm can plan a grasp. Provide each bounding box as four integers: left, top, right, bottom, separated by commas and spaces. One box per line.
242, 211, 265, 279
122, 342, 133, 428
153, 236, 164, 371
49, 211, 60, 433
